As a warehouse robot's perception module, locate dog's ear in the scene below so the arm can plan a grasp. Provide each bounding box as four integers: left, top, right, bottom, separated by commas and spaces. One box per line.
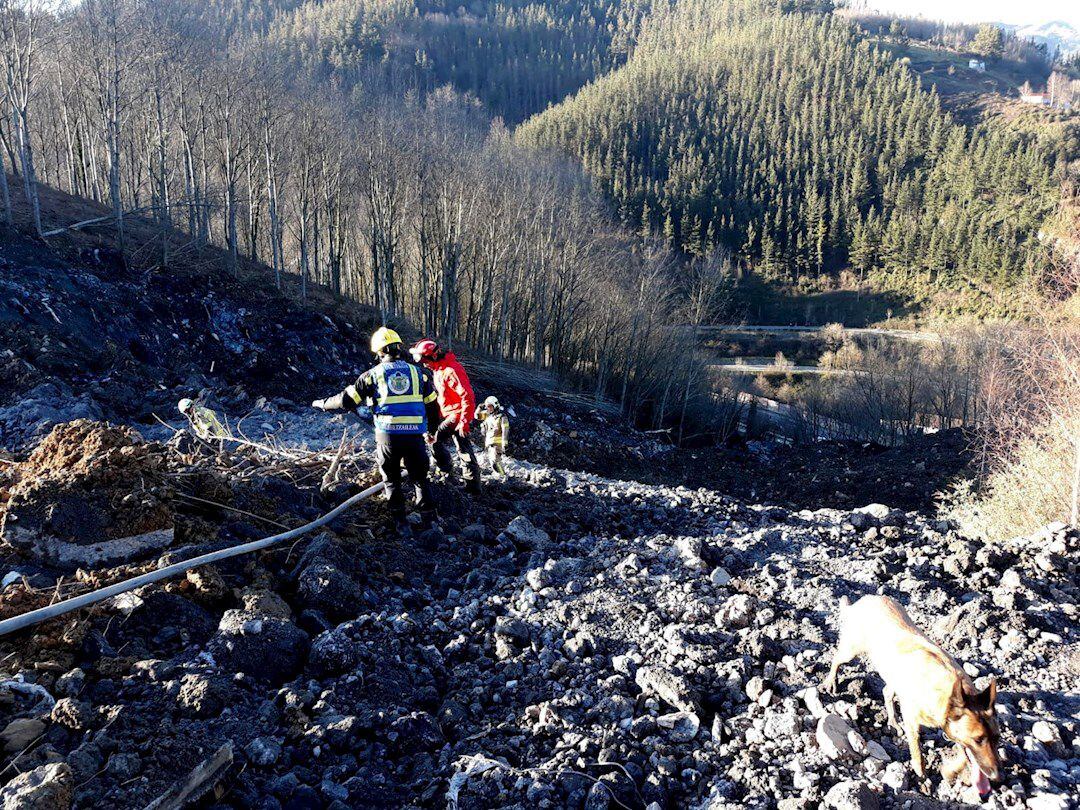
969, 677, 997, 712
948, 679, 967, 719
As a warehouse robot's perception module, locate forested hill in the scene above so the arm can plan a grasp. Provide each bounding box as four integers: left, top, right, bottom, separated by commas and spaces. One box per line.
197, 0, 650, 124
517, 0, 1073, 299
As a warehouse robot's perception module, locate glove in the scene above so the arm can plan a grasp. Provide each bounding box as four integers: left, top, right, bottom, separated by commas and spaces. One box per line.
435, 417, 456, 442
311, 399, 325, 411
425, 433, 436, 445
455, 421, 469, 437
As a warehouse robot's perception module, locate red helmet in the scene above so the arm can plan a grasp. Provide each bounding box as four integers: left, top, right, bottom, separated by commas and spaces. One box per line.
410, 339, 439, 362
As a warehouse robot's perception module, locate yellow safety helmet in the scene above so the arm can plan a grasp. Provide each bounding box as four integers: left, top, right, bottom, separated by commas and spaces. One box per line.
370, 326, 403, 354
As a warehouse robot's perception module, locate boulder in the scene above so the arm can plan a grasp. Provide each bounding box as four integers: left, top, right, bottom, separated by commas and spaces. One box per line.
209, 610, 309, 683
296, 562, 363, 622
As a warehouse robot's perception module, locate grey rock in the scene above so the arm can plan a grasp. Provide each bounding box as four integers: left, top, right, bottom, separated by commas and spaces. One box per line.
53, 669, 85, 698
656, 711, 700, 743
209, 610, 309, 683
387, 711, 443, 755
635, 666, 700, 713
0, 763, 73, 810
176, 674, 229, 718
716, 594, 756, 629
308, 627, 362, 677
881, 762, 907, 791
856, 504, 890, 521
493, 616, 530, 645
105, 752, 141, 780
66, 742, 103, 782
502, 516, 550, 549
745, 676, 766, 702
1, 718, 45, 753
709, 567, 732, 586
49, 698, 94, 731
461, 523, 487, 543
296, 562, 362, 622
245, 737, 283, 767
1031, 720, 1062, 746
816, 714, 857, 760
763, 710, 800, 739
823, 780, 880, 810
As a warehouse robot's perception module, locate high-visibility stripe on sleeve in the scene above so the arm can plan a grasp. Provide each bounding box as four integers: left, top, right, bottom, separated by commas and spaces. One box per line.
345, 385, 362, 404
424, 392, 438, 404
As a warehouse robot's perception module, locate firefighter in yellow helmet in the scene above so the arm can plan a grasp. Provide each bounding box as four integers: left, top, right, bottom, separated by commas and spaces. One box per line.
477, 395, 510, 476
178, 398, 228, 443
311, 327, 440, 533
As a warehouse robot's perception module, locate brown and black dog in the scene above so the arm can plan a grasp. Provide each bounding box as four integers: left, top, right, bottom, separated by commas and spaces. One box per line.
822, 595, 1002, 797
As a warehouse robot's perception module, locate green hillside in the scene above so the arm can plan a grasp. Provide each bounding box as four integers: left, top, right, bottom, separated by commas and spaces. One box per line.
517, 0, 1073, 308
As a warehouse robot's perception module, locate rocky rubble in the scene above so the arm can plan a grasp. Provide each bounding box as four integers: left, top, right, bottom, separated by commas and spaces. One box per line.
0, 422, 1076, 808
0, 225, 1075, 810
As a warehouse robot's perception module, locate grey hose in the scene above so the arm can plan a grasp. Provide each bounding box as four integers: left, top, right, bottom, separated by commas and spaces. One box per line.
0, 482, 385, 639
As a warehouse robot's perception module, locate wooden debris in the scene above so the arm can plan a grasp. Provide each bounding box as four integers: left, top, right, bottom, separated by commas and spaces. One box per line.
143, 741, 233, 810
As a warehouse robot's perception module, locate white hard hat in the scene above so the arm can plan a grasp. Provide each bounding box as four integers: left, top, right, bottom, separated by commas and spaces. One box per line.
178, 398, 194, 414
484, 396, 500, 408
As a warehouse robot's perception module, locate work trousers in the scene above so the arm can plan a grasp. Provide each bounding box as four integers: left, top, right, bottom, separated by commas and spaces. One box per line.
375, 433, 435, 521
432, 420, 482, 489
486, 444, 506, 475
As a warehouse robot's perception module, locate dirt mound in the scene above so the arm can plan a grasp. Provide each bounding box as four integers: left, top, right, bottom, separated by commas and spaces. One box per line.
0, 420, 174, 567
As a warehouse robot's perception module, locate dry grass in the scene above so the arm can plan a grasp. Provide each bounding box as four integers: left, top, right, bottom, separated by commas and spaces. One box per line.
948, 316, 1080, 539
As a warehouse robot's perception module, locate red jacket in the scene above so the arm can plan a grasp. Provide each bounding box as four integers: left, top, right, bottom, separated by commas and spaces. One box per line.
425, 352, 476, 432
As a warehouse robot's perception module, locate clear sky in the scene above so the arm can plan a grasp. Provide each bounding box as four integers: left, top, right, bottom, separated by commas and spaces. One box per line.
857, 0, 1080, 28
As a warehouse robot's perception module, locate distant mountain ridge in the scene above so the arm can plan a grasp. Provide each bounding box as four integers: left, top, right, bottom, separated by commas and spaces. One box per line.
1010, 20, 1080, 56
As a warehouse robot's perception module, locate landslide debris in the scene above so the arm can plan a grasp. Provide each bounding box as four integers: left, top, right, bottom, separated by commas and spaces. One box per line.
1, 420, 174, 568
0, 413, 1076, 809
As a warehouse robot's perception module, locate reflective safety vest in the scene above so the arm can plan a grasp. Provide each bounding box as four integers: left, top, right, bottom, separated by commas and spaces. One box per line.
191, 406, 228, 440
349, 360, 426, 435
479, 411, 510, 447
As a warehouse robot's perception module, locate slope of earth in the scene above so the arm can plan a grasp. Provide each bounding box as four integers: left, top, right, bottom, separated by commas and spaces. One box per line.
0, 421, 1076, 809
0, 224, 386, 453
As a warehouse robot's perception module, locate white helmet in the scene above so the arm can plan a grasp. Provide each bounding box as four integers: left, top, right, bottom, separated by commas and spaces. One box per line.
483, 396, 500, 409
178, 398, 194, 414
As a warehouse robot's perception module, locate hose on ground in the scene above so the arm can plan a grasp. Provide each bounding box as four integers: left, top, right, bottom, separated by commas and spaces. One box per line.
0, 482, 386, 639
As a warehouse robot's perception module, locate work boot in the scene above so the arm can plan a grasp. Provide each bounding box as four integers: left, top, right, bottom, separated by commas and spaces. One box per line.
463, 478, 482, 495
393, 518, 413, 540
417, 509, 439, 532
